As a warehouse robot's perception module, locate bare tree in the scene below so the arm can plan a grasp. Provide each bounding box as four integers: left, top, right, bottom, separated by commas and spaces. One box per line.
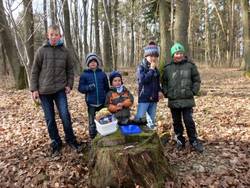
241, 0, 250, 73
228, 0, 235, 67
204, 0, 211, 64
0, 0, 27, 89
114, 0, 119, 69
102, 0, 113, 71
89, 1, 94, 53
129, 0, 135, 67
174, 0, 190, 55
94, 0, 101, 58
83, 0, 89, 57
23, 0, 34, 74
159, 0, 171, 71
0, 40, 8, 77
50, 0, 55, 25
62, 0, 81, 74
43, 0, 48, 33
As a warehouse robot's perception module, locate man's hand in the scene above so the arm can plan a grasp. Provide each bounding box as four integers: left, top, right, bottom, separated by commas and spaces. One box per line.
31, 91, 39, 101
65, 86, 71, 94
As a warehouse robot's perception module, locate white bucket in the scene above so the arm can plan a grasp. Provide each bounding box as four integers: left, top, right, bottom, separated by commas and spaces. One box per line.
95, 119, 118, 136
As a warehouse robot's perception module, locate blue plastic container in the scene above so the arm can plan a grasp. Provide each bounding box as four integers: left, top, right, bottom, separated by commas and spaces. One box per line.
120, 124, 142, 135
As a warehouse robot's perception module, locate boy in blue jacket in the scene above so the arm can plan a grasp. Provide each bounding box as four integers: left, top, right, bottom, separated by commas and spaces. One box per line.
78, 53, 109, 139
135, 41, 163, 129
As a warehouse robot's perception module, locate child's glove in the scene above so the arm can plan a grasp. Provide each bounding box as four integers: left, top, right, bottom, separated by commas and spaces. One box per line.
88, 83, 96, 91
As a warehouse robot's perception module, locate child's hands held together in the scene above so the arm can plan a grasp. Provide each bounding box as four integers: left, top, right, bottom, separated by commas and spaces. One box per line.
117, 103, 123, 110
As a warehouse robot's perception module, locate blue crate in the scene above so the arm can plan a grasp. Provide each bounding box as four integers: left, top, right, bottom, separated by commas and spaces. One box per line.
120, 124, 142, 135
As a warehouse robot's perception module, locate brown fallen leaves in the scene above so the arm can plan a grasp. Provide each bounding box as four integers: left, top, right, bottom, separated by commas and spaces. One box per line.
0, 67, 250, 187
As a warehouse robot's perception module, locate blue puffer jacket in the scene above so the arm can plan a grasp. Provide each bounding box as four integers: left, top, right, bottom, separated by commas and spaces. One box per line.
78, 68, 109, 105
137, 59, 161, 103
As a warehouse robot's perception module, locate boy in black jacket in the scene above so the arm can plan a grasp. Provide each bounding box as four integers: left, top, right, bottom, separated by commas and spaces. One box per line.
162, 43, 203, 153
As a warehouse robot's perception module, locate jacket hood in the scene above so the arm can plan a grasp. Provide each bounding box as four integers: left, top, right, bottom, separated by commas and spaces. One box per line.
43, 39, 64, 47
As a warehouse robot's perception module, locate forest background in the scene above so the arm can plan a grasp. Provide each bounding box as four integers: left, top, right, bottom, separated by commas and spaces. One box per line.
0, 0, 249, 187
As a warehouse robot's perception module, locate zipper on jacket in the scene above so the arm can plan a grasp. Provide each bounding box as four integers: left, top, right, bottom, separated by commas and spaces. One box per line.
93, 71, 99, 104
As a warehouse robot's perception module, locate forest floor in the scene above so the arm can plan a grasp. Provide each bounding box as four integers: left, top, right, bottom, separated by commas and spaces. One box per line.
0, 66, 249, 187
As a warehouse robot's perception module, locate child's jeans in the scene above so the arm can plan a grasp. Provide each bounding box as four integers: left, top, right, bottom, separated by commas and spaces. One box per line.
39, 89, 76, 149
87, 104, 104, 139
135, 102, 157, 128
170, 107, 197, 144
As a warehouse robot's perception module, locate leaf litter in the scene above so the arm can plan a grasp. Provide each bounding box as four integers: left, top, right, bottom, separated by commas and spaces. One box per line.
0, 67, 249, 187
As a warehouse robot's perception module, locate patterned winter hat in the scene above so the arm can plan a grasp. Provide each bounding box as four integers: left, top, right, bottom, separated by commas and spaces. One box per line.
143, 41, 159, 57
85, 53, 101, 66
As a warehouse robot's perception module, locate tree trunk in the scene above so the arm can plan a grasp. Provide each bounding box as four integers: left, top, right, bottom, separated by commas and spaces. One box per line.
94, 0, 101, 59
241, 0, 250, 73
170, 0, 175, 41
0, 0, 27, 89
204, 0, 211, 64
89, 1, 94, 53
73, 0, 80, 58
0, 41, 8, 76
120, 21, 125, 67
114, 0, 119, 69
23, 0, 34, 75
83, 0, 89, 58
50, 0, 55, 25
43, 0, 48, 33
89, 131, 174, 187
102, 0, 113, 72
125, 18, 130, 66
188, 2, 193, 59
62, 0, 81, 74
228, 0, 235, 67
159, 0, 171, 73
174, 0, 190, 55
129, 0, 135, 67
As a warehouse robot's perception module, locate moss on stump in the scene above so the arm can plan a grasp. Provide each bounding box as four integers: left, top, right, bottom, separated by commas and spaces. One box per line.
88, 130, 174, 188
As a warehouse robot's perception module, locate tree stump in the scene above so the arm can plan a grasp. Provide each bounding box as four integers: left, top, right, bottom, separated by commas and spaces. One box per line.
88, 129, 174, 188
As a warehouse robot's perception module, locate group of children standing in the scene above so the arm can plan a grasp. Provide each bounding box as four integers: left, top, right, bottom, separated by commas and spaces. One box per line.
30, 25, 203, 157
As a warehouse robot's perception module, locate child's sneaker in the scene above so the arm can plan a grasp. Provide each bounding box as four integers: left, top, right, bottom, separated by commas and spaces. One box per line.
191, 140, 204, 153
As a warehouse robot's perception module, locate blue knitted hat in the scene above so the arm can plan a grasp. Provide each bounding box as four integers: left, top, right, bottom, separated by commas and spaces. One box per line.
85, 53, 101, 66
109, 71, 123, 85
143, 41, 159, 57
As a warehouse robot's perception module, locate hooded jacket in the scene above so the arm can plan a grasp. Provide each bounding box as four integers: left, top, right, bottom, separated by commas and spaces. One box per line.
162, 58, 201, 108
30, 41, 74, 94
78, 68, 109, 105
